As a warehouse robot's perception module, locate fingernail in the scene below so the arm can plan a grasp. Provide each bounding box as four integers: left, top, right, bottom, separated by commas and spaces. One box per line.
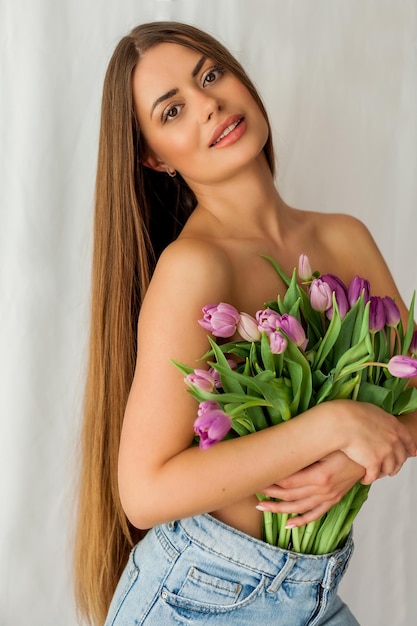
255, 504, 269, 512
285, 522, 296, 529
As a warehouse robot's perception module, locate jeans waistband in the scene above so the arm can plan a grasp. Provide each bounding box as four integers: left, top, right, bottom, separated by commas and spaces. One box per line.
158, 514, 353, 590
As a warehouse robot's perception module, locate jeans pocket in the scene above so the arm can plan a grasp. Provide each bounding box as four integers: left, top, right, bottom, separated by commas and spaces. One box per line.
161, 563, 265, 615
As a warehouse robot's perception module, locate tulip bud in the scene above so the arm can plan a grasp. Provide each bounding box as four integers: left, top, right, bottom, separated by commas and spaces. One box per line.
321, 274, 349, 318
269, 331, 287, 354
387, 355, 417, 378
298, 254, 312, 281
309, 278, 333, 312
277, 314, 308, 350
185, 369, 216, 392
410, 330, 417, 358
347, 276, 370, 307
237, 312, 262, 341
194, 402, 232, 449
369, 296, 386, 332
199, 302, 240, 338
382, 296, 400, 328
256, 308, 282, 335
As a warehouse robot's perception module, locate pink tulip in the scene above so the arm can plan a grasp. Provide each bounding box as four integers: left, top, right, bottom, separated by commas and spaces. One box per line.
277, 314, 308, 350
298, 254, 312, 281
194, 402, 232, 449
309, 278, 333, 312
185, 369, 216, 392
238, 312, 262, 341
387, 355, 417, 378
209, 360, 236, 388
256, 308, 282, 335
199, 303, 240, 338
269, 331, 287, 354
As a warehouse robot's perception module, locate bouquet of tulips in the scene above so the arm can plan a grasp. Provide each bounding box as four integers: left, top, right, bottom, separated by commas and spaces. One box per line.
173, 255, 417, 555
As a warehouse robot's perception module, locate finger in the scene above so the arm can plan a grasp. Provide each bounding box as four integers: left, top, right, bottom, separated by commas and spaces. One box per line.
260, 484, 316, 501
283, 502, 336, 527
257, 497, 317, 516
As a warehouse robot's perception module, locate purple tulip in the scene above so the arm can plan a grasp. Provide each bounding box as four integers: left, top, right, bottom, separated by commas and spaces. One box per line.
309, 278, 333, 312
237, 312, 262, 341
209, 360, 237, 388
382, 296, 400, 328
256, 308, 282, 335
185, 369, 216, 392
387, 355, 417, 378
369, 296, 386, 333
277, 314, 308, 350
199, 303, 240, 338
298, 254, 312, 281
347, 276, 371, 307
410, 330, 417, 358
194, 402, 232, 449
321, 274, 349, 318
269, 331, 287, 354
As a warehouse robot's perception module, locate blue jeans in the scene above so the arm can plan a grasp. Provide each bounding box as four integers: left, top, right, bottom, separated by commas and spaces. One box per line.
105, 514, 359, 625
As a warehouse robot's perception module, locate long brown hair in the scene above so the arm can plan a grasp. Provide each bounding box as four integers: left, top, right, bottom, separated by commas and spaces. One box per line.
73, 21, 275, 626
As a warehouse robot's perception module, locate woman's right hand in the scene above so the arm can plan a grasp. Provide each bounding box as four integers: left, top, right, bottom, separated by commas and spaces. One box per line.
336, 400, 417, 484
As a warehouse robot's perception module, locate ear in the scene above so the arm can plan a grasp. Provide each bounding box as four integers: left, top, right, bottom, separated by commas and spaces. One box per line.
141, 151, 169, 173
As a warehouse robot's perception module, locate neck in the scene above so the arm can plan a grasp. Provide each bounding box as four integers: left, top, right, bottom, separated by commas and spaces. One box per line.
185, 155, 289, 240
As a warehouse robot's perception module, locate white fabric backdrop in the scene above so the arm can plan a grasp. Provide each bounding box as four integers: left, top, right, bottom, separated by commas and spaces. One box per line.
1, 1, 416, 624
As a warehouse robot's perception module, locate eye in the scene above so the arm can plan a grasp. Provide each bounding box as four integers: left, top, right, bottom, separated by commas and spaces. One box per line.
162, 103, 183, 123
202, 66, 224, 87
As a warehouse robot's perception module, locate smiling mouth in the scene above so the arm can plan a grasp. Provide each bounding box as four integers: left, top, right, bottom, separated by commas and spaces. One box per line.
210, 118, 244, 147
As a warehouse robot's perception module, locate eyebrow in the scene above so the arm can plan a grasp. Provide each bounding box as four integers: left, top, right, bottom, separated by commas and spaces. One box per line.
150, 55, 208, 118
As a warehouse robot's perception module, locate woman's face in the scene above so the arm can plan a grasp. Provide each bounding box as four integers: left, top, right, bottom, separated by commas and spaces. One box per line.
132, 42, 269, 188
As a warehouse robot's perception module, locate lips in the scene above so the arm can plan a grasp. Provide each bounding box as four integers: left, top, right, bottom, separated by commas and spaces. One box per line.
209, 114, 245, 147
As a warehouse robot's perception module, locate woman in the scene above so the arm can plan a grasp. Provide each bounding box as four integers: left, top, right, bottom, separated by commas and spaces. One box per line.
74, 22, 417, 626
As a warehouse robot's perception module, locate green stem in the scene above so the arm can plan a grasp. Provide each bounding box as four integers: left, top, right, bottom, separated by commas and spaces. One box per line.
300, 518, 322, 554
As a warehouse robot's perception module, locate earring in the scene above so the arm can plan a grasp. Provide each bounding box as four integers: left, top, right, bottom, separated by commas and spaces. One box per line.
166, 168, 177, 178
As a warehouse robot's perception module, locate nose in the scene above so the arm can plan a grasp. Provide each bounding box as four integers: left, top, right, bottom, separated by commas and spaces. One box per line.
194, 90, 222, 123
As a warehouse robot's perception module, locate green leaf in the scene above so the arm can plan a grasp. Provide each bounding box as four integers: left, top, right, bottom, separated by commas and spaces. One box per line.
284, 341, 312, 413
187, 386, 271, 407
208, 337, 245, 394
332, 296, 363, 362
260, 331, 276, 372
260, 254, 292, 287
170, 359, 196, 376
230, 416, 256, 436
393, 386, 417, 415
356, 381, 394, 413
402, 291, 416, 355
283, 269, 301, 312
200, 340, 252, 361
312, 297, 342, 370
326, 374, 361, 401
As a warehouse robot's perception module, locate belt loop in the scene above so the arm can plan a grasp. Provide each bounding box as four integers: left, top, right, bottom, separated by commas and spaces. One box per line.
266, 554, 297, 594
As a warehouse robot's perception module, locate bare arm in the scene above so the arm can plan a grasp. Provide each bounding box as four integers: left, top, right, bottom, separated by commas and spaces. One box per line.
118, 237, 416, 530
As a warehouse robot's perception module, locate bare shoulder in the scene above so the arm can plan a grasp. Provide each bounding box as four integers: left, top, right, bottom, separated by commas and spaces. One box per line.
311, 211, 401, 298
148, 236, 234, 303
137, 237, 236, 353
311, 212, 379, 267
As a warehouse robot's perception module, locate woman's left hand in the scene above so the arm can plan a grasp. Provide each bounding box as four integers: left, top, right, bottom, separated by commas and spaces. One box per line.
257, 451, 365, 527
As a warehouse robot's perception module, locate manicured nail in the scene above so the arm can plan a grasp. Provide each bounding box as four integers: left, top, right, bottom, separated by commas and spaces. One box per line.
255, 504, 269, 512
285, 522, 297, 529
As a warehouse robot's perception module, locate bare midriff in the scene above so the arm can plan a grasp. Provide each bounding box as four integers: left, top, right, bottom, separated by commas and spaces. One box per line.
211, 495, 264, 539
